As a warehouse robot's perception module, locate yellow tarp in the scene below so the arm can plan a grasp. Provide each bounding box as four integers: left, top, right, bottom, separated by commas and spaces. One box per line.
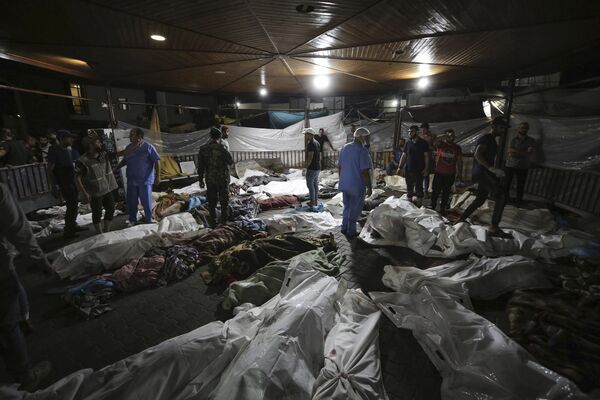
149, 107, 184, 179
214, 114, 236, 125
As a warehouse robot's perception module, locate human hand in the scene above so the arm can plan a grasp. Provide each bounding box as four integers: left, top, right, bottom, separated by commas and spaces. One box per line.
82, 191, 91, 204
489, 167, 505, 178
38, 257, 54, 275
366, 187, 373, 197
154, 176, 161, 186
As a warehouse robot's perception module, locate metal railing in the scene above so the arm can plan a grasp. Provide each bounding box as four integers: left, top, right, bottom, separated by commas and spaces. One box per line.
0, 163, 51, 199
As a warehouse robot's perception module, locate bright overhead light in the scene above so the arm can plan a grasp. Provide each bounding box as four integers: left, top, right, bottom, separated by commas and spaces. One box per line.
259, 87, 268, 96
313, 75, 330, 89
150, 34, 166, 41
236, 102, 241, 107
215, 70, 226, 74
417, 77, 430, 89
391, 99, 399, 108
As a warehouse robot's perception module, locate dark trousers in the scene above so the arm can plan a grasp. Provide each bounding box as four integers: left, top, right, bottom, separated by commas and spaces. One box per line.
1, 267, 29, 378
59, 182, 79, 234
505, 167, 528, 203
431, 173, 456, 211
405, 171, 424, 198
90, 192, 116, 224
460, 170, 507, 226
207, 182, 229, 224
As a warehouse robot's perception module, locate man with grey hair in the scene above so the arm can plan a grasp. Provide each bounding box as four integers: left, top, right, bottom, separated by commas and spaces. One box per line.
338, 127, 372, 238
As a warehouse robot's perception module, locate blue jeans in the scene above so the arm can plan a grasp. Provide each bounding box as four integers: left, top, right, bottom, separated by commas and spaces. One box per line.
306, 169, 320, 205
342, 189, 365, 235
127, 184, 153, 223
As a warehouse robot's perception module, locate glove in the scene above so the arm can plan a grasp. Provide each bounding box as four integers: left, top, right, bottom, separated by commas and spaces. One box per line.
489, 167, 505, 178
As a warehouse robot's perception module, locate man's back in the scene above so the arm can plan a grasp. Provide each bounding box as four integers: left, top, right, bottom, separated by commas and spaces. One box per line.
1, 140, 31, 166
198, 141, 233, 184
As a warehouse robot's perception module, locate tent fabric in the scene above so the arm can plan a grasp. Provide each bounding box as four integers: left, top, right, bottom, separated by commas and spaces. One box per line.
269, 110, 328, 129
116, 112, 347, 154
370, 287, 588, 400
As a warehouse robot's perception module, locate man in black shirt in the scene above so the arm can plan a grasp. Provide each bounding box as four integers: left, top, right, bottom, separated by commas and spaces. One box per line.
0, 129, 33, 166
304, 128, 321, 207
315, 128, 334, 169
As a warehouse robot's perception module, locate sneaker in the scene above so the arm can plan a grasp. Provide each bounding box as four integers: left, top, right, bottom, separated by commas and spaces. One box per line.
18, 361, 52, 392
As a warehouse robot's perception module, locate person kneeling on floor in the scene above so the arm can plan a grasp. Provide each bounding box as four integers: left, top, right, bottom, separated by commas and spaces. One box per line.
198, 127, 234, 227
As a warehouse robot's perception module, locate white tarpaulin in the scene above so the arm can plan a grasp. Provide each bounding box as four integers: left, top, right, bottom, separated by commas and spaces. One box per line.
370, 287, 589, 400
116, 112, 347, 154
312, 289, 388, 400
359, 196, 593, 259
51, 213, 203, 280
262, 210, 339, 234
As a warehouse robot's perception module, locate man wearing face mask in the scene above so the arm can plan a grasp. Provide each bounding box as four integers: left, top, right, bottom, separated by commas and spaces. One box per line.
505, 122, 536, 207
430, 129, 462, 215
338, 127, 372, 238
397, 125, 429, 205
47, 130, 83, 239
457, 116, 510, 238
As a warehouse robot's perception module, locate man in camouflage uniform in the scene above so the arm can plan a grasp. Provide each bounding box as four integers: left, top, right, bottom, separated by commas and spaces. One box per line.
198, 127, 234, 226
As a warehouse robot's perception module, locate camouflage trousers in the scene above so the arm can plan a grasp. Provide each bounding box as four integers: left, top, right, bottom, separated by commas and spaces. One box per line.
206, 181, 229, 225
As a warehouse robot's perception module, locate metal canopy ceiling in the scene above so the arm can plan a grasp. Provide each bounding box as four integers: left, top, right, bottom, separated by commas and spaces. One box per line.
2, 0, 600, 95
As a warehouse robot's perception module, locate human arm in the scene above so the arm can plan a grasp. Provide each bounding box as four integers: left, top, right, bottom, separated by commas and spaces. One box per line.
154, 160, 161, 185
456, 150, 463, 180
423, 152, 430, 176
361, 169, 372, 196
197, 152, 205, 188
115, 141, 141, 157
475, 143, 504, 177
75, 174, 90, 203
396, 152, 407, 175
305, 151, 314, 169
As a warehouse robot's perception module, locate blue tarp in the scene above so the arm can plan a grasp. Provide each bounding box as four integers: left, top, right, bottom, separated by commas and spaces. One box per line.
269, 110, 329, 128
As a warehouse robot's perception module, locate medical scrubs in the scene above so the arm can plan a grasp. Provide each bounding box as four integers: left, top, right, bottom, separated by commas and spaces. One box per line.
338, 142, 372, 235
123, 141, 160, 223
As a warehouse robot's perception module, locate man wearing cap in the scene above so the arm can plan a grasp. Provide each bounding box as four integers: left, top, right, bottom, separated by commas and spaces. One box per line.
47, 130, 82, 238
457, 116, 510, 237
430, 129, 462, 215
304, 128, 321, 208
116, 128, 161, 225
198, 127, 234, 226
338, 127, 372, 237
398, 125, 429, 205
419, 122, 435, 197
74, 135, 118, 234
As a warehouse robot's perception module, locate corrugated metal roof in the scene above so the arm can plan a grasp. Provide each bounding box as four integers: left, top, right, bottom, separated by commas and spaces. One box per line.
2, 0, 600, 93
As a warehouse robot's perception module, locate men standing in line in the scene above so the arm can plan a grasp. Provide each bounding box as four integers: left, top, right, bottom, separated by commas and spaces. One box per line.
419, 122, 435, 197
1, 182, 52, 391
74, 135, 118, 234
198, 127, 234, 226
0, 129, 33, 167
457, 116, 511, 237
398, 125, 429, 205
304, 128, 321, 208
47, 130, 83, 239
430, 129, 462, 215
116, 128, 161, 225
386, 137, 406, 175
505, 121, 536, 207
338, 127, 372, 238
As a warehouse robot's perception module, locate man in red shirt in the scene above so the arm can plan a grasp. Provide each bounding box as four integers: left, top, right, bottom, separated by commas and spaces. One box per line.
430, 129, 462, 215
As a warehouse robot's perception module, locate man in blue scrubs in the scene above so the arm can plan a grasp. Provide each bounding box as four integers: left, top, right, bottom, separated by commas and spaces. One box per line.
338, 127, 373, 237
117, 128, 161, 224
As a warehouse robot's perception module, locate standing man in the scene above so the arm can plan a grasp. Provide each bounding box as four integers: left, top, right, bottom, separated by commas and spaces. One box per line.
116, 128, 161, 225
419, 123, 435, 197
505, 122, 536, 207
316, 128, 335, 169
47, 130, 82, 238
1, 182, 52, 391
304, 128, 321, 208
37, 135, 51, 162
338, 127, 372, 238
457, 116, 510, 237
430, 129, 462, 215
386, 137, 406, 175
0, 129, 32, 166
198, 127, 234, 226
219, 126, 230, 152
74, 136, 118, 234
398, 125, 429, 205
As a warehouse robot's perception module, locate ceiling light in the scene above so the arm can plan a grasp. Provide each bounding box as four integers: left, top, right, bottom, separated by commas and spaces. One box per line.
313, 75, 330, 89
236, 102, 241, 107
150, 34, 166, 41
215, 70, 226, 74
391, 99, 398, 108
417, 77, 429, 89
259, 87, 268, 96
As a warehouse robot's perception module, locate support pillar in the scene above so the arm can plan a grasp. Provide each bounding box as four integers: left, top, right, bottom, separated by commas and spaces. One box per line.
105, 86, 116, 128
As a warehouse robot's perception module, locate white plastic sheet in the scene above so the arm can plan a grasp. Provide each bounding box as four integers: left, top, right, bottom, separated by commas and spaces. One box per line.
382, 255, 552, 301
312, 289, 388, 400
360, 196, 593, 259
51, 213, 202, 279
262, 210, 339, 234
370, 287, 590, 400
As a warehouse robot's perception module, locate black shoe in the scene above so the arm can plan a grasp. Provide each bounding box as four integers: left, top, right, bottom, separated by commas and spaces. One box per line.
18, 361, 52, 392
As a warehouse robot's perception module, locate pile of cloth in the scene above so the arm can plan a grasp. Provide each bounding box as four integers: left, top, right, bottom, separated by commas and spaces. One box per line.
5, 264, 388, 400
258, 195, 301, 211
151, 192, 207, 221
360, 196, 593, 259
202, 233, 337, 284
30, 203, 123, 238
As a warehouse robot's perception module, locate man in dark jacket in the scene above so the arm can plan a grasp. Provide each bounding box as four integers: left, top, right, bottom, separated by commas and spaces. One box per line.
198, 127, 234, 226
